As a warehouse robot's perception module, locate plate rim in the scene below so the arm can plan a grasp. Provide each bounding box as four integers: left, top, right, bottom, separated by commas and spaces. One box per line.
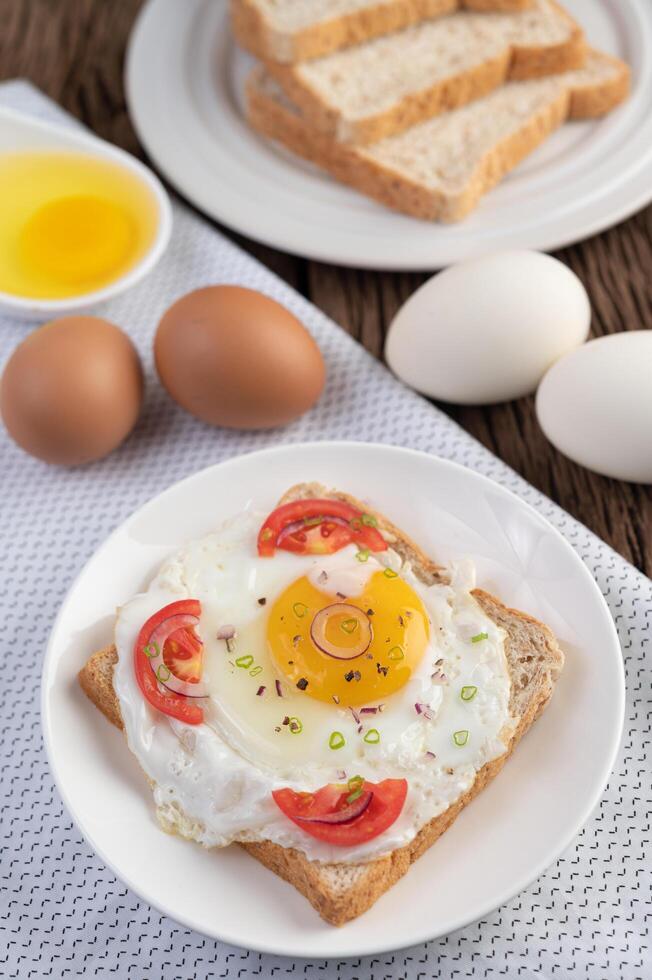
124, 0, 652, 271
41, 441, 625, 958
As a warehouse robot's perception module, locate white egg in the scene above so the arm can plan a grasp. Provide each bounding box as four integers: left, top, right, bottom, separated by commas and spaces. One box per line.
385, 250, 590, 404
536, 331, 652, 483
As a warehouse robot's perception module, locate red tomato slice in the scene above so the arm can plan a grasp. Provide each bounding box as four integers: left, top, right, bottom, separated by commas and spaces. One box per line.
163, 626, 203, 684
272, 778, 407, 846
257, 499, 387, 558
134, 599, 204, 725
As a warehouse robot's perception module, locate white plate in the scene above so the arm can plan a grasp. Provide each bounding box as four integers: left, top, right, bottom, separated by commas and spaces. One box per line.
42, 443, 624, 957
125, 0, 652, 270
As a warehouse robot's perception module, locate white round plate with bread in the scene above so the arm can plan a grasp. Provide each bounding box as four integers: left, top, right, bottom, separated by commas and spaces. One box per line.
125, 0, 652, 269
42, 443, 624, 957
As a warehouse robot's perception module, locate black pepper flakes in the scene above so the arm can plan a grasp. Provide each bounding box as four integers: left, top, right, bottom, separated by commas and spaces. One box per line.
366, 608, 375, 616
296, 678, 309, 691
344, 670, 354, 682
258, 597, 267, 606
376, 663, 389, 677
282, 716, 290, 726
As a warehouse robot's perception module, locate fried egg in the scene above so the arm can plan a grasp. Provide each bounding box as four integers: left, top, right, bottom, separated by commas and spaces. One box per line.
113, 508, 515, 862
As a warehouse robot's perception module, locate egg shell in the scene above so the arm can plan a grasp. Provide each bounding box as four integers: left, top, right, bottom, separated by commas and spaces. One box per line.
536, 331, 652, 483
0, 316, 143, 466
385, 250, 591, 405
154, 286, 325, 429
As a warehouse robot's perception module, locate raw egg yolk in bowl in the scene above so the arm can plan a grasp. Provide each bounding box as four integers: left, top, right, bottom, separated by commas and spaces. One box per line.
267, 571, 430, 706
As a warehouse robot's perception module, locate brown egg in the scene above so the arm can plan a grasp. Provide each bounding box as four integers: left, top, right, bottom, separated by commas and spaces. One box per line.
0, 316, 143, 466
154, 286, 325, 429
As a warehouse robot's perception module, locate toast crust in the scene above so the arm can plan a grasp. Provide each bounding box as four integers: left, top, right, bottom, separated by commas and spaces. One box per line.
231, 0, 533, 66
260, 1, 587, 144
246, 52, 630, 222
78, 484, 564, 925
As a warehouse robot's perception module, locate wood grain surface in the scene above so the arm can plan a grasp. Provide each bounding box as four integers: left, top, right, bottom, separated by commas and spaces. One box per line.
1, 0, 650, 574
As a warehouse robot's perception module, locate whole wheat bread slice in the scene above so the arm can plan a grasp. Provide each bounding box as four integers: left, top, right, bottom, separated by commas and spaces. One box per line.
259, 0, 586, 144
231, 0, 534, 65
246, 49, 629, 222
79, 483, 564, 925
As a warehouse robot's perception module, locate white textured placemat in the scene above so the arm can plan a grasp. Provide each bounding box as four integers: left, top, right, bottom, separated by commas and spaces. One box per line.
0, 82, 649, 979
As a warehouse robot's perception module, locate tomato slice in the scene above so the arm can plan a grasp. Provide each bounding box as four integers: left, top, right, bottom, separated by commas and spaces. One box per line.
272, 778, 407, 846
164, 626, 203, 684
134, 599, 205, 725
258, 499, 387, 558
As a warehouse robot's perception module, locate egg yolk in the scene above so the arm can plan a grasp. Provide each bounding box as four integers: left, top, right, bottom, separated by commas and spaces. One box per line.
267, 571, 430, 706
18, 195, 135, 287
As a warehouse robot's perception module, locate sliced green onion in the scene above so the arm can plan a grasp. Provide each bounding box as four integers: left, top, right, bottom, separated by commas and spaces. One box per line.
356, 547, 370, 563
293, 602, 308, 618
156, 663, 171, 683
303, 516, 323, 527
288, 717, 303, 734
471, 632, 488, 644
361, 513, 378, 527
144, 641, 159, 659
363, 728, 380, 744
235, 654, 254, 669
347, 787, 364, 803
348, 774, 364, 792
340, 618, 359, 634
329, 731, 345, 750
460, 685, 478, 701
453, 729, 469, 747
383, 568, 398, 579
250, 665, 263, 677
388, 645, 404, 661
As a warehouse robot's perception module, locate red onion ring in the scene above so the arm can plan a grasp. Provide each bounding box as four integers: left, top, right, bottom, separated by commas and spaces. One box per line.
310, 603, 373, 661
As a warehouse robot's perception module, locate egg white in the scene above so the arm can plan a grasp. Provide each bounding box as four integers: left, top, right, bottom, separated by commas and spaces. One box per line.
113, 509, 515, 862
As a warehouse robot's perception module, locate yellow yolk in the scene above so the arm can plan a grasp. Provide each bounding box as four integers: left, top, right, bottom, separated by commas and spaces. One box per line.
19, 195, 134, 286
0, 151, 158, 299
267, 571, 430, 706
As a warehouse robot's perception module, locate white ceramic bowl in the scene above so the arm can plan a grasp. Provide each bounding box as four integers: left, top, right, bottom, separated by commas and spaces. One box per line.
0, 106, 172, 321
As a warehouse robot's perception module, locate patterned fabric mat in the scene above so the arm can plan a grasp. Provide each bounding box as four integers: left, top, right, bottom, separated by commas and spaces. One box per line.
0, 82, 649, 980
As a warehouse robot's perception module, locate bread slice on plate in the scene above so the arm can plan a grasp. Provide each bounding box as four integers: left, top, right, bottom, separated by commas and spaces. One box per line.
231, 0, 534, 66
258, 0, 587, 144
246, 49, 629, 223
79, 483, 564, 926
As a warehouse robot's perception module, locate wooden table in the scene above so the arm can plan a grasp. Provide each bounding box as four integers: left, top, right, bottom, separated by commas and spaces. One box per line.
3, 0, 651, 574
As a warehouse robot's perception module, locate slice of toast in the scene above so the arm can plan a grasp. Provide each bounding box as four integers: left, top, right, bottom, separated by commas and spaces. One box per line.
231, 0, 534, 66
246, 49, 629, 222
258, 0, 587, 145
79, 483, 564, 925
